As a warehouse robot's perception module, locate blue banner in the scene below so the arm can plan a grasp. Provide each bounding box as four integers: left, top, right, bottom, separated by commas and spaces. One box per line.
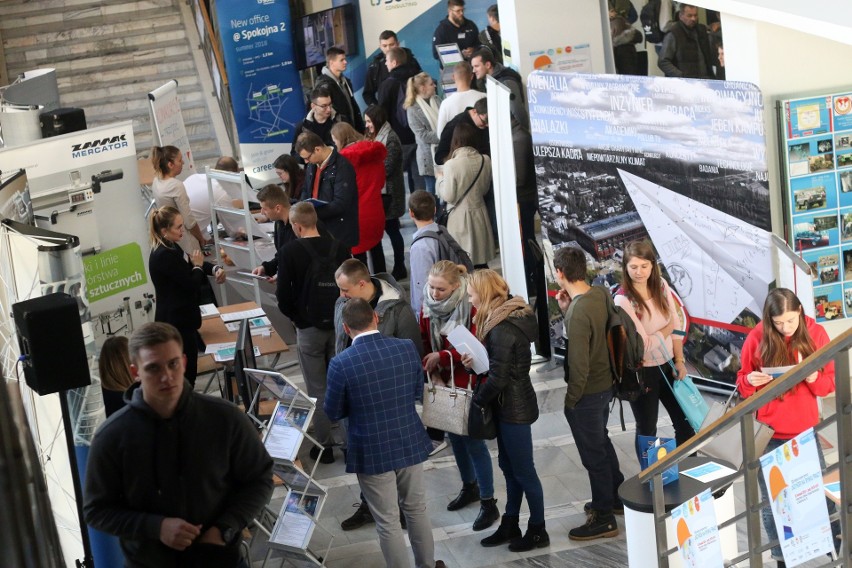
216, 0, 304, 177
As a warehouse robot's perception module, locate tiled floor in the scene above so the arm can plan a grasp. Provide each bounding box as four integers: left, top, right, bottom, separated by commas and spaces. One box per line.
229, 215, 835, 568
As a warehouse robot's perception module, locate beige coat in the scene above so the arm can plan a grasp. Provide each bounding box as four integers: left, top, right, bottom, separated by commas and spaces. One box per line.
437, 147, 495, 265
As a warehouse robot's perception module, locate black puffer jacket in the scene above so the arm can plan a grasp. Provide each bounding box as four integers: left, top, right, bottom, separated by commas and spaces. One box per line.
473, 304, 539, 424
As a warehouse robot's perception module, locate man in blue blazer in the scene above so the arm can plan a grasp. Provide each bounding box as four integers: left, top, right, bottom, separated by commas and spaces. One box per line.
325, 299, 442, 568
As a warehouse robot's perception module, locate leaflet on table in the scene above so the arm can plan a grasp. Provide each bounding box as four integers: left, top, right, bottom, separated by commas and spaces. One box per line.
446, 325, 489, 374
825, 481, 841, 501
207, 343, 261, 362
762, 365, 795, 378
681, 461, 738, 483
671, 488, 725, 567
224, 316, 271, 332
220, 307, 266, 322
199, 303, 220, 319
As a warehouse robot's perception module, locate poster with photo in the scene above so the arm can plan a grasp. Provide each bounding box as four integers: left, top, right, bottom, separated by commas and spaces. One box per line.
528, 72, 772, 386
671, 489, 724, 568
780, 89, 852, 321
759, 429, 834, 566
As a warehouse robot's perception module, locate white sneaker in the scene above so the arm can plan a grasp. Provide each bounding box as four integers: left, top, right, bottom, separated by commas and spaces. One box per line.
430, 440, 448, 456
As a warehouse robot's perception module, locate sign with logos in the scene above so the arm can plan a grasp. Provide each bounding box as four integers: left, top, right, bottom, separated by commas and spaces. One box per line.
82, 243, 148, 302
671, 489, 724, 568
215, 0, 303, 178
148, 80, 196, 177
759, 429, 834, 566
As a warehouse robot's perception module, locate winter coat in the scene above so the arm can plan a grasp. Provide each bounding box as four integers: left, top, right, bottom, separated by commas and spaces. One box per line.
339, 140, 387, 255
437, 147, 495, 265
407, 97, 441, 177
473, 304, 539, 424
374, 122, 406, 219
300, 149, 359, 248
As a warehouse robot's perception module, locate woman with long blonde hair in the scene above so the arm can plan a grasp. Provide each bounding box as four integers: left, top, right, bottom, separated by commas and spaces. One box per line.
463, 270, 547, 552
405, 72, 441, 194
148, 206, 225, 385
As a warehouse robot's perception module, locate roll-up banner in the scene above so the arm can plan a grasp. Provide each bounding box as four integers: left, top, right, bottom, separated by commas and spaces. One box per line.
529, 73, 773, 387
148, 79, 195, 177
215, 0, 304, 182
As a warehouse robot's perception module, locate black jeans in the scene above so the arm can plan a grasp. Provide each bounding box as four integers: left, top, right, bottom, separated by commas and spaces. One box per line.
369, 218, 405, 274
564, 389, 625, 511
629, 364, 696, 461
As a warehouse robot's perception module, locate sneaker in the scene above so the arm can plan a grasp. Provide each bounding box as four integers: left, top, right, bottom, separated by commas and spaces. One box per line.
429, 440, 448, 456
472, 498, 499, 531
340, 502, 374, 531
447, 482, 479, 511
584, 500, 624, 515
569, 509, 619, 541
508, 521, 550, 552
435, 562, 447, 568
392, 266, 408, 281
480, 515, 521, 547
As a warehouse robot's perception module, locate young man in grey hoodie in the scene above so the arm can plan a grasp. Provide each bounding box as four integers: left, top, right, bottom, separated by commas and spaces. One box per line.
314, 47, 364, 133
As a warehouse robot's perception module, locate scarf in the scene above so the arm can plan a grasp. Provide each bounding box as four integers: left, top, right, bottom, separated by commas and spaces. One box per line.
421, 279, 471, 353
479, 296, 529, 340
416, 95, 440, 134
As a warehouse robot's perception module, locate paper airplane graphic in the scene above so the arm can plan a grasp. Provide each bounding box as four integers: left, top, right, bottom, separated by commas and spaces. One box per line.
617, 169, 772, 324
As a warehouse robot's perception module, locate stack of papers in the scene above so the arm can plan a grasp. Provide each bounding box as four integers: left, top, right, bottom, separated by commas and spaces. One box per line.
225, 316, 272, 333
221, 307, 266, 322
199, 303, 220, 319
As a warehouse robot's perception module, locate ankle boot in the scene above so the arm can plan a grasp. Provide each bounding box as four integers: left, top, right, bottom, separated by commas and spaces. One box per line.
568, 508, 618, 541
480, 515, 521, 547
447, 481, 479, 511
508, 521, 550, 552
472, 498, 499, 531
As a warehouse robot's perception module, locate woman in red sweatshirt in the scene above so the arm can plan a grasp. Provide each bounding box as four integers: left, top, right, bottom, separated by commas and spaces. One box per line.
737, 287, 838, 566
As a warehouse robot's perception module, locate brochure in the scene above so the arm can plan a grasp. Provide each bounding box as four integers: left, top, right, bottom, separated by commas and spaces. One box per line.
446, 325, 490, 374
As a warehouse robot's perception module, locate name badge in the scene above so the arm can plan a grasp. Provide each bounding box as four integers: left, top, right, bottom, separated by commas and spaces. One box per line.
458, 32, 466, 39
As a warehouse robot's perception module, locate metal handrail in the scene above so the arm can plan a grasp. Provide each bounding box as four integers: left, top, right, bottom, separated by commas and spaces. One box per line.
637, 325, 852, 567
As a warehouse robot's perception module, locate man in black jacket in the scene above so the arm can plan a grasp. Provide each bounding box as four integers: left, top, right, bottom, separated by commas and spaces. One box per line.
295, 131, 359, 249
84, 322, 273, 568
252, 184, 294, 281
290, 86, 341, 162
314, 47, 364, 132
657, 4, 716, 79
432, 0, 480, 66
378, 46, 423, 190
434, 98, 489, 165
363, 30, 421, 107
471, 48, 529, 128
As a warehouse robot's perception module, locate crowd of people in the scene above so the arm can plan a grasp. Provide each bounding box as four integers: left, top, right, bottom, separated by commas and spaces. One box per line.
80, 3, 828, 568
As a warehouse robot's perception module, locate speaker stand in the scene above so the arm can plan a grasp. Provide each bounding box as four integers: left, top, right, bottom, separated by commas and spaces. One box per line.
58, 389, 95, 568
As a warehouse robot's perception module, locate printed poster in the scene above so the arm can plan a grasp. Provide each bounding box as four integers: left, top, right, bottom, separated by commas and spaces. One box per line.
780, 89, 852, 321
528, 73, 772, 386
215, 0, 304, 177
759, 429, 834, 566
671, 489, 724, 568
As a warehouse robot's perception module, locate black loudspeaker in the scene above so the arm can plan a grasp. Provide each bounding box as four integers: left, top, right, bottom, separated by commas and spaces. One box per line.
12, 293, 90, 395
39, 107, 87, 138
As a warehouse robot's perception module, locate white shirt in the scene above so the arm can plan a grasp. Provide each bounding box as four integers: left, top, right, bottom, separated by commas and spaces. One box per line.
152, 176, 200, 252
183, 173, 241, 240
437, 89, 486, 137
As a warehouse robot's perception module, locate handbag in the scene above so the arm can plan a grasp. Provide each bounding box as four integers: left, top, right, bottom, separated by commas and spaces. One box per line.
662, 368, 709, 431
436, 155, 485, 227
421, 353, 471, 436
698, 388, 775, 470
467, 375, 497, 440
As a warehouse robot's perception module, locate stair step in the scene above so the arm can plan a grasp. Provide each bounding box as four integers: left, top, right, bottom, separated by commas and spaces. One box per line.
0, 0, 172, 18
86, 99, 209, 127
2, 12, 182, 45
6, 42, 191, 76
58, 72, 199, 101
74, 87, 203, 116
3, 16, 183, 53
56, 58, 197, 91
0, 0, 175, 29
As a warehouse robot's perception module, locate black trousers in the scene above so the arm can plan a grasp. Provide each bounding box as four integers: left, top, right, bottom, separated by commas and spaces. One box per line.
629, 363, 696, 460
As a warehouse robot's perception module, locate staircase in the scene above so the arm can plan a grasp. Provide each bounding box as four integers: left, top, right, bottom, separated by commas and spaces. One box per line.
0, 0, 221, 167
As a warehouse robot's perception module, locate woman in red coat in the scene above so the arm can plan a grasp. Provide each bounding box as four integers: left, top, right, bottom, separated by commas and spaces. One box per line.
331, 122, 386, 260
737, 287, 839, 564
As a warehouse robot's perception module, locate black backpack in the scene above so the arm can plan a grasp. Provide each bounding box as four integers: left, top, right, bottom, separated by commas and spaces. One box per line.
600, 286, 645, 428
411, 226, 474, 272
298, 238, 341, 330
640, 0, 665, 43
394, 82, 409, 129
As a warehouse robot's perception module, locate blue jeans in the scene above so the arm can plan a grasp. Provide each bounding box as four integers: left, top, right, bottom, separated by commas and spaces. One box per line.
448, 433, 494, 499
758, 437, 840, 560
423, 175, 436, 195
495, 420, 545, 523
564, 390, 625, 511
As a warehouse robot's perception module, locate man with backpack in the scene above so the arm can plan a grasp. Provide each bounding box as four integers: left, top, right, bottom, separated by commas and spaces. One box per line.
276, 202, 352, 465
553, 246, 625, 541
408, 190, 473, 318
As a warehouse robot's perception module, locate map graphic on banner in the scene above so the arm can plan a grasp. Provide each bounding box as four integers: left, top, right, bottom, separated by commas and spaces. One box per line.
759, 429, 834, 566
671, 489, 724, 568
216, 0, 303, 177
528, 72, 771, 386
779, 90, 852, 322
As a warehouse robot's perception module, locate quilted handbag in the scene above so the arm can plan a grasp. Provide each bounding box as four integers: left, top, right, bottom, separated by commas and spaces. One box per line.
421, 353, 471, 436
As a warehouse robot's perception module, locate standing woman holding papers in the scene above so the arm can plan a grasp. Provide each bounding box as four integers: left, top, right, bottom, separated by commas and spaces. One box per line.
615, 240, 694, 455
420, 261, 498, 531
737, 288, 839, 565
148, 206, 225, 386
463, 270, 547, 552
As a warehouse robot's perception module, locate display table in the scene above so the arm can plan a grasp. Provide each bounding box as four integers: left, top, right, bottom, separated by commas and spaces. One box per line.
618, 456, 739, 567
